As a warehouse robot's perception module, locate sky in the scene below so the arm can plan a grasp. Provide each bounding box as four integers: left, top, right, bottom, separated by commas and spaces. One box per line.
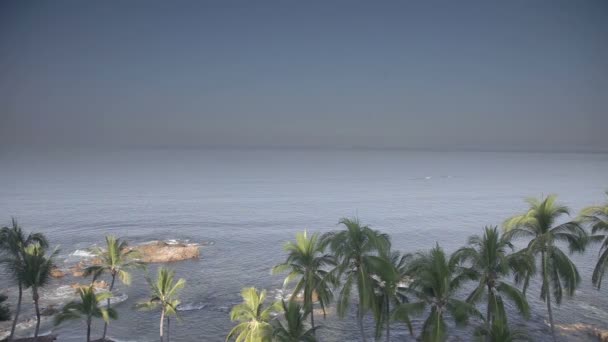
1, 1, 607, 152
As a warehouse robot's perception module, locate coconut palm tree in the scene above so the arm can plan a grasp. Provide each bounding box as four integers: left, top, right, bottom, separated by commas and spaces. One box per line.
320, 217, 390, 342
272, 231, 335, 333
578, 191, 608, 288
0, 218, 48, 340
83, 235, 141, 339
272, 300, 317, 342
226, 287, 280, 342
20, 243, 58, 341
138, 267, 186, 342
55, 285, 118, 342
368, 250, 411, 341
503, 195, 588, 341
393, 244, 481, 342
473, 319, 531, 342
451, 226, 532, 335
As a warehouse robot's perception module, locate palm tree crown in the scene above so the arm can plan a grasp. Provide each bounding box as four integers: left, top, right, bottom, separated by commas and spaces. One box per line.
55, 285, 118, 342
393, 244, 481, 342
272, 300, 317, 342
227, 287, 280, 342
503, 195, 588, 341
578, 191, 608, 288
451, 226, 531, 328
272, 231, 335, 332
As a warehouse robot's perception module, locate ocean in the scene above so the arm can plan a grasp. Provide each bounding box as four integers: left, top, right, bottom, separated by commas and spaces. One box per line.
1, 148, 607, 341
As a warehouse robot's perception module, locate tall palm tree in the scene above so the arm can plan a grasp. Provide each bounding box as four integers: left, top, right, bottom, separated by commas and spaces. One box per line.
226, 287, 280, 342
272, 300, 317, 342
138, 267, 186, 342
55, 285, 118, 342
20, 243, 58, 341
320, 218, 390, 342
578, 191, 608, 288
503, 195, 588, 341
393, 244, 481, 342
272, 231, 335, 333
368, 250, 411, 341
83, 235, 141, 339
0, 218, 48, 340
451, 226, 532, 335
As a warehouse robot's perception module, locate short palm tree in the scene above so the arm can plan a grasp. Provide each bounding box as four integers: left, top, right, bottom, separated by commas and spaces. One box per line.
83, 235, 141, 339
473, 319, 531, 342
393, 244, 481, 342
578, 191, 608, 288
504, 195, 587, 341
139, 267, 186, 342
55, 285, 118, 342
272, 300, 317, 342
0, 218, 48, 340
20, 243, 58, 341
368, 250, 411, 341
451, 226, 532, 334
320, 218, 390, 342
226, 287, 280, 342
272, 231, 335, 333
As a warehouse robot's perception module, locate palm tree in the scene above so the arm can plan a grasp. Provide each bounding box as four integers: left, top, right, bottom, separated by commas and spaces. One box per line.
272, 231, 335, 333
368, 250, 411, 341
0, 218, 48, 340
320, 218, 390, 342
272, 300, 317, 342
20, 243, 58, 341
226, 287, 280, 342
393, 244, 481, 342
473, 319, 531, 342
138, 267, 186, 342
504, 195, 588, 341
55, 285, 118, 342
451, 226, 532, 335
578, 191, 608, 288
83, 235, 141, 339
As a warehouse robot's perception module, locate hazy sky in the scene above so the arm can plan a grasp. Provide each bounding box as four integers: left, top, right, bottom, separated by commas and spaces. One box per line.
1, 1, 607, 151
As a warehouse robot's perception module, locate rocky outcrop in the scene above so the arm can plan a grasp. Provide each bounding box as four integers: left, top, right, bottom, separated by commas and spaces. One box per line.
129, 241, 200, 263
556, 323, 608, 341
50, 267, 65, 278
70, 280, 109, 291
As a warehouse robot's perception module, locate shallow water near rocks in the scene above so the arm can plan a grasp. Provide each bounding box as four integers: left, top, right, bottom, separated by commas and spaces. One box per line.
1, 148, 607, 341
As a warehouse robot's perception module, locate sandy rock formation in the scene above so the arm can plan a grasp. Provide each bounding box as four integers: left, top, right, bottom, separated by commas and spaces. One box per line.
129, 241, 200, 263
556, 323, 608, 341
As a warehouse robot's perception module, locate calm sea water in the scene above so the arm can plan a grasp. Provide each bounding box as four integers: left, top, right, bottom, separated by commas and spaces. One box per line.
0, 149, 607, 341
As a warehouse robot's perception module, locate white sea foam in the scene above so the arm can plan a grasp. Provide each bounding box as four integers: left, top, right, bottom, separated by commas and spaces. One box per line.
177, 302, 206, 311
71, 249, 95, 258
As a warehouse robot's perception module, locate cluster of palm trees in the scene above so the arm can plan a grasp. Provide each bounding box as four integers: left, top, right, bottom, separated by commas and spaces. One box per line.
0, 227, 186, 342
2, 192, 607, 341
226, 193, 608, 342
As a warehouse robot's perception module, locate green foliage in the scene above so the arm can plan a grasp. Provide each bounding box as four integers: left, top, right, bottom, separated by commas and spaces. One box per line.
227, 287, 281, 342
504, 195, 588, 340
578, 191, 608, 288
451, 226, 531, 328
393, 244, 482, 342
272, 231, 335, 331
83, 235, 142, 285
272, 300, 317, 342
474, 319, 532, 342
0, 293, 10, 321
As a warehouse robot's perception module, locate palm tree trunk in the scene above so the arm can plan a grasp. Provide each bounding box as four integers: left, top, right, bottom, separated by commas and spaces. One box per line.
486, 285, 493, 342
159, 308, 165, 342
542, 250, 556, 341
87, 317, 92, 342
9, 282, 23, 340
385, 296, 390, 342
102, 274, 116, 339
167, 316, 170, 342
358, 304, 367, 342
33, 287, 41, 341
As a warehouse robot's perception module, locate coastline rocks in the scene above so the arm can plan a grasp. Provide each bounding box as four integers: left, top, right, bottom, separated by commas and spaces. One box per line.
556, 323, 608, 341
69, 262, 86, 277
70, 280, 109, 291
50, 267, 66, 279
129, 241, 200, 263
